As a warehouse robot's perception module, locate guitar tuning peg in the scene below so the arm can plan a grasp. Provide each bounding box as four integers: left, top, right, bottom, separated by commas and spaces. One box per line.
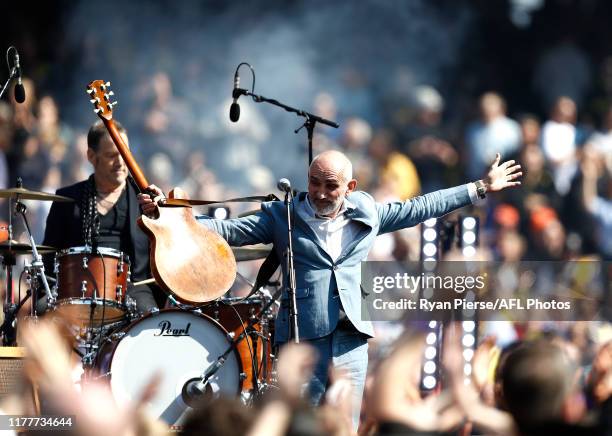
94, 108, 102, 114
107, 91, 115, 96
86, 88, 95, 95
90, 98, 99, 104
109, 101, 118, 107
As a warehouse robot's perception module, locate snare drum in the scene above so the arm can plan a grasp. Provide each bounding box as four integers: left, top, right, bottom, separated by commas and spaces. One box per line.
93, 309, 242, 427
54, 246, 129, 327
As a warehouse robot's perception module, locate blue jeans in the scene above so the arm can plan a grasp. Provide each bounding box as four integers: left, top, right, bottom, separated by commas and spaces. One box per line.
307, 326, 369, 431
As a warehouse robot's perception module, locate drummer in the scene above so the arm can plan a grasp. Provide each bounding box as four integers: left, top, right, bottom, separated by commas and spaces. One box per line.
41, 120, 164, 313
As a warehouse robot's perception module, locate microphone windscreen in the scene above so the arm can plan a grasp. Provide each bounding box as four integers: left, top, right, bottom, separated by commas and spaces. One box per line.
229, 102, 240, 122
14, 83, 25, 104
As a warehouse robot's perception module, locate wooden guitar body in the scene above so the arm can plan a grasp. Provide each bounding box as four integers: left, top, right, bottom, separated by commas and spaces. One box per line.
138, 200, 236, 303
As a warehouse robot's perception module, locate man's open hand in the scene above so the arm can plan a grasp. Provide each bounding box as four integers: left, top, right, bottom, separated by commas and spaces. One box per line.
484, 153, 523, 192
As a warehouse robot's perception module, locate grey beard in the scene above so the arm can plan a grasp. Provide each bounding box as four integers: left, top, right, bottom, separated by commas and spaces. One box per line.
314, 200, 342, 217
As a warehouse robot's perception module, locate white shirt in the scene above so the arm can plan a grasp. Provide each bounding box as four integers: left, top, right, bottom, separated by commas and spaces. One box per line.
297, 196, 360, 261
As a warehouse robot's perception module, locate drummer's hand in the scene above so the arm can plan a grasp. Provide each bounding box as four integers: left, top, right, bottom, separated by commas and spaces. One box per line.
137, 184, 164, 217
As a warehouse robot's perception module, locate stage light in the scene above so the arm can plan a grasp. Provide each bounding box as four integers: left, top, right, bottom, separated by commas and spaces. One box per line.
423, 228, 437, 242
462, 217, 476, 230
421, 219, 439, 262
463, 348, 474, 362
459, 215, 479, 259
423, 242, 437, 257
425, 346, 437, 360
426, 332, 437, 345
423, 361, 436, 374
462, 321, 475, 332
464, 363, 472, 376
462, 231, 476, 245
209, 206, 230, 220
462, 333, 475, 348
420, 218, 441, 392
423, 259, 437, 270
423, 375, 437, 390
424, 218, 437, 227
462, 246, 476, 257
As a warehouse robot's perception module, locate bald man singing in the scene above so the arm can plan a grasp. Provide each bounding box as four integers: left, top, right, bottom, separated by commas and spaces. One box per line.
139, 150, 521, 430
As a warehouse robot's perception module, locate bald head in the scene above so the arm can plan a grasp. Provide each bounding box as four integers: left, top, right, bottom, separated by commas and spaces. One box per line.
310, 150, 353, 183
308, 150, 357, 218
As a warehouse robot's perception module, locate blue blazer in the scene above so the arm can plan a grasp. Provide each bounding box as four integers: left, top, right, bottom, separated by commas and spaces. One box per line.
198, 185, 472, 343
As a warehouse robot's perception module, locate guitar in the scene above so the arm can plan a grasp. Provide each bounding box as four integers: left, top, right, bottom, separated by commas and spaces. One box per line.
86, 80, 236, 303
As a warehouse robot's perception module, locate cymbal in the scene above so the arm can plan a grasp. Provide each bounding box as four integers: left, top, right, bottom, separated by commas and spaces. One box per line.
0, 187, 73, 202
231, 245, 272, 262
0, 240, 57, 255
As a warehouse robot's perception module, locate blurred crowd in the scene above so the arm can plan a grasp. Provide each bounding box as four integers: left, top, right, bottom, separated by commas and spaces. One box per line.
5, 318, 612, 435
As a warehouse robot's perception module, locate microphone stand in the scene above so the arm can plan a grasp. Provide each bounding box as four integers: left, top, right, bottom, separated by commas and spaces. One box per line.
235, 87, 339, 165
282, 188, 299, 343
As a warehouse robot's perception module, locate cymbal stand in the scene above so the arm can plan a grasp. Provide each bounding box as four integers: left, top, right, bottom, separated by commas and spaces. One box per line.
1, 189, 16, 344
14, 196, 54, 315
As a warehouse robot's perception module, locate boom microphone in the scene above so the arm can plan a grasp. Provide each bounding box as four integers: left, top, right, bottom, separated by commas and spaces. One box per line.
13, 51, 25, 104
229, 70, 241, 122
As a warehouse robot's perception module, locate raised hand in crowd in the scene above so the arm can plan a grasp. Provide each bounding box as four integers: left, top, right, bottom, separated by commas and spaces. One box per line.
442, 324, 518, 436
588, 340, 612, 405
368, 331, 464, 434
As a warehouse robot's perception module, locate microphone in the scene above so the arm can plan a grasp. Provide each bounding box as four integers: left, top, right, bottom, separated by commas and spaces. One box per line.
229, 70, 241, 122
181, 377, 213, 407
13, 51, 25, 104
277, 178, 292, 193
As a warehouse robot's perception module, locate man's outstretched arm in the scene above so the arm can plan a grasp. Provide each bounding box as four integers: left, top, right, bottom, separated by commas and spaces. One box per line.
378, 153, 522, 234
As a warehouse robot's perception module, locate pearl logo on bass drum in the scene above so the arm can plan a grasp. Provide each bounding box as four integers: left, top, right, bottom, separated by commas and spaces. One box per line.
155, 320, 192, 337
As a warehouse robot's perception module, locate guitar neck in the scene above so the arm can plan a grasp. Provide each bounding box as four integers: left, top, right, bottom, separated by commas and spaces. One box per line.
101, 118, 150, 191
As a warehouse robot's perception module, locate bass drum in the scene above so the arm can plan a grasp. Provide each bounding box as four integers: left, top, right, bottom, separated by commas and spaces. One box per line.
94, 309, 242, 427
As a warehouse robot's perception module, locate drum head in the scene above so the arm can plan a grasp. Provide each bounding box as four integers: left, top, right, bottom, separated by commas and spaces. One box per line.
55, 298, 125, 327
107, 310, 241, 426
58, 246, 123, 258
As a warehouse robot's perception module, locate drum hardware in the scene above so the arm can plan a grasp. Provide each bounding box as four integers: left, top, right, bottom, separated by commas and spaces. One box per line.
180, 311, 260, 408
1, 180, 58, 345
116, 285, 123, 299
201, 290, 281, 401
125, 296, 139, 321
166, 294, 200, 311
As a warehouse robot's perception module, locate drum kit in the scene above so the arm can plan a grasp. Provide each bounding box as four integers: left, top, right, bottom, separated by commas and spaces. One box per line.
0, 180, 280, 427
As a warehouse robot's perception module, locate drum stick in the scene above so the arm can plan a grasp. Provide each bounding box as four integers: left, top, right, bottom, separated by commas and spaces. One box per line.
132, 277, 157, 287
